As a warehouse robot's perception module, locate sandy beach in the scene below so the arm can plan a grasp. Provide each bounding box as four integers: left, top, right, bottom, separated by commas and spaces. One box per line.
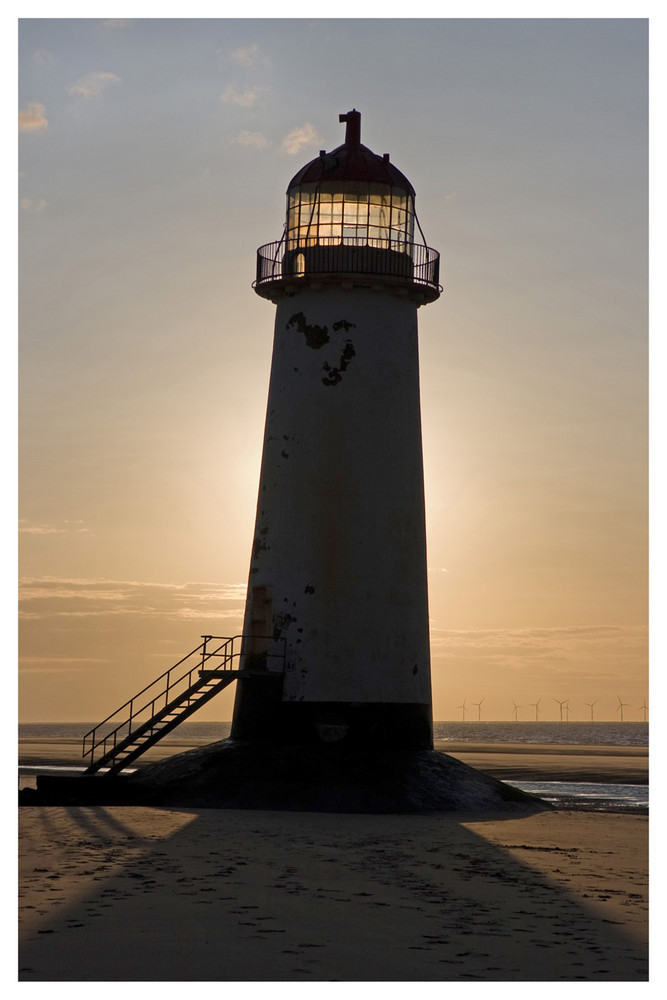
19, 804, 647, 982
18, 741, 648, 981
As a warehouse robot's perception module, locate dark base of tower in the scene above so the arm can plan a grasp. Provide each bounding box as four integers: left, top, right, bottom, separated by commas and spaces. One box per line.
22, 741, 552, 813
230, 675, 433, 751
121, 740, 551, 813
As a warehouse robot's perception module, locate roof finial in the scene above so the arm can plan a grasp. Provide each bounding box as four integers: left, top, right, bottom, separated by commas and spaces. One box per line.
339, 109, 361, 146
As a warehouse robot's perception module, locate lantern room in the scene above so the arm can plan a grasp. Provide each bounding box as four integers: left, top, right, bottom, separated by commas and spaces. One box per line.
286, 110, 415, 252
254, 110, 441, 304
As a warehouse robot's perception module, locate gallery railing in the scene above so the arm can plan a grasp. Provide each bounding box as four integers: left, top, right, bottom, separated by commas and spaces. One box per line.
255, 239, 441, 294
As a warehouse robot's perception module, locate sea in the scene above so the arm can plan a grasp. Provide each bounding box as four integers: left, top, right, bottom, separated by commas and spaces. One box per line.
19, 720, 648, 812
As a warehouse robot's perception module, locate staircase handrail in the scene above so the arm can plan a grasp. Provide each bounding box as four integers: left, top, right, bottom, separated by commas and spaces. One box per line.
82, 635, 224, 766
81, 634, 281, 767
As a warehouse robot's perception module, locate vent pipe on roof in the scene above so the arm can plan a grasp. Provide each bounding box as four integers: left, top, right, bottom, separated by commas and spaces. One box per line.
339, 109, 361, 146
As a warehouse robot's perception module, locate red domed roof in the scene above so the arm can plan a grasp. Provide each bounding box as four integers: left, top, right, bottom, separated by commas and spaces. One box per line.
287, 110, 415, 196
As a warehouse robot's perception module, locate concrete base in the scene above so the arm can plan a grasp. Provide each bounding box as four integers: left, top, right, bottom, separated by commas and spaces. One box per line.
21, 773, 133, 806
20, 741, 553, 813
18, 740, 552, 813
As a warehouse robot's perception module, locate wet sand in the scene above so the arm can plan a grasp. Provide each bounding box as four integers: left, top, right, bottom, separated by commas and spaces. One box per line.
438, 741, 648, 785
18, 804, 647, 981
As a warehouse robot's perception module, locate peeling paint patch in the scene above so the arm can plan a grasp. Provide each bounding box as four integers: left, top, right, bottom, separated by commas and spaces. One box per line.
322, 339, 356, 386
341, 340, 356, 364
332, 319, 356, 333
321, 365, 342, 387
252, 535, 269, 560
273, 612, 296, 641
287, 311, 329, 349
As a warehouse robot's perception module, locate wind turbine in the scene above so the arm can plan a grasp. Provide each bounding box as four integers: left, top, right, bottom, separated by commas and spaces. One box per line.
564, 700, 571, 721
584, 700, 598, 722
457, 700, 467, 722
529, 698, 541, 721
639, 699, 648, 722
553, 697, 568, 722
511, 700, 521, 722
617, 696, 629, 722
472, 698, 484, 722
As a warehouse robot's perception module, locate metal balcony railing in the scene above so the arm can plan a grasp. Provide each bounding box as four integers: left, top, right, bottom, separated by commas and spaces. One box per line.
255, 240, 441, 295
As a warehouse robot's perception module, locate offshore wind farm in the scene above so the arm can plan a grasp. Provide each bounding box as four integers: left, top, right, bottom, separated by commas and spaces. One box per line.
445, 697, 648, 723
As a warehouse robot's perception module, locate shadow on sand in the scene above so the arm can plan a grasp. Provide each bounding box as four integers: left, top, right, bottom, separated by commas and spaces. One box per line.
19, 801, 647, 981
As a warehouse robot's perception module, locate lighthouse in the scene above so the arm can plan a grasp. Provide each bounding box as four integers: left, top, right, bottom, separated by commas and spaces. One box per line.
231, 110, 441, 752
51, 109, 544, 811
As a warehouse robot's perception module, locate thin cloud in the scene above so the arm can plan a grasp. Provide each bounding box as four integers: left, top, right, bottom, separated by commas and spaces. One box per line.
19, 519, 91, 535
220, 84, 266, 107
428, 623, 647, 681
22, 656, 110, 662
176, 607, 245, 620
20, 198, 48, 213
231, 130, 271, 150
31, 49, 53, 66
230, 43, 260, 67
21, 665, 89, 675
19, 577, 247, 620
19, 102, 48, 132
282, 123, 318, 156
67, 71, 121, 99
21, 656, 111, 675
429, 624, 640, 652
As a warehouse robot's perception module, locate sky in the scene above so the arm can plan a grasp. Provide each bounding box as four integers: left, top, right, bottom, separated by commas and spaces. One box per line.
17, 14, 649, 723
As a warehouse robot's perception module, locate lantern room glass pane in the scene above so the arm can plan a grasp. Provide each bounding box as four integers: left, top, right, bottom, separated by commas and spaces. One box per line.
286, 181, 415, 250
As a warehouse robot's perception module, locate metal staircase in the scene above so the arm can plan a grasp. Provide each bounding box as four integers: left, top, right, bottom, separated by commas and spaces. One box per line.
82, 634, 284, 775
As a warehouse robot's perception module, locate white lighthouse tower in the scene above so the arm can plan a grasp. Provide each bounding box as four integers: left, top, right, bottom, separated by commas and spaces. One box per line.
231, 110, 441, 751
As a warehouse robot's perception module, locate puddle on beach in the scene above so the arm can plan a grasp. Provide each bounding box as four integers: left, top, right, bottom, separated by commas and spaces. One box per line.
506, 780, 648, 812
